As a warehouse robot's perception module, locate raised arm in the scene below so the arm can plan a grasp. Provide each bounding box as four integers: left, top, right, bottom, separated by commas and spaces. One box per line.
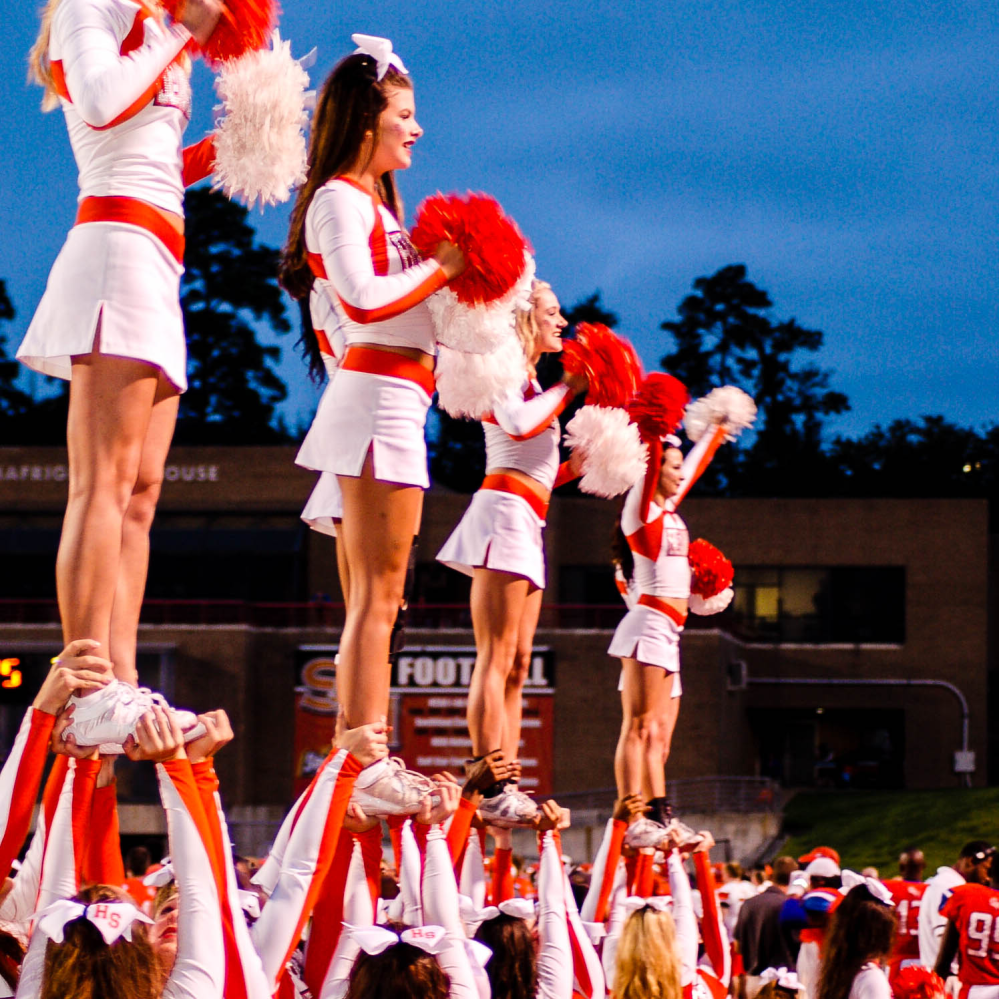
693, 846, 731, 986
489, 382, 572, 440
311, 184, 447, 325
536, 825, 573, 999
671, 422, 728, 509
666, 850, 699, 986
53, 0, 191, 129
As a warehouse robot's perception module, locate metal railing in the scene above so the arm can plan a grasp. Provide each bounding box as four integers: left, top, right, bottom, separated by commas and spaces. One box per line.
557, 776, 782, 815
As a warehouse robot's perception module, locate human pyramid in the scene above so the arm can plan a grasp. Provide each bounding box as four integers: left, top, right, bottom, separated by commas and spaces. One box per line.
7, 0, 981, 997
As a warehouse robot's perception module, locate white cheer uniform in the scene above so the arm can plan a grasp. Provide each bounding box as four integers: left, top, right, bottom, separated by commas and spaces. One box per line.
436, 378, 572, 589
295, 176, 447, 496
18, 0, 214, 392
608, 426, 726, 675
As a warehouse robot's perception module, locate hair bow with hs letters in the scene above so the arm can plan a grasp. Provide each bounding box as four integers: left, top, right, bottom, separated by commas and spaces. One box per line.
346, 923, 449, 956
351, 34, 408, 80
34, 899, 153, 946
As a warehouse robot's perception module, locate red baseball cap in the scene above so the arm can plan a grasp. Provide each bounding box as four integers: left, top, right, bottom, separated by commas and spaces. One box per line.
799, 846, 841, 865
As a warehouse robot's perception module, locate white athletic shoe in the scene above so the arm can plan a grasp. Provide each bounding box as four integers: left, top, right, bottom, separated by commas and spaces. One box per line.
351, 757, 439, 816
666, 818, 705, 851
476, 785, 538, 829
63, 680, 206, 755
624, 816, 669, 850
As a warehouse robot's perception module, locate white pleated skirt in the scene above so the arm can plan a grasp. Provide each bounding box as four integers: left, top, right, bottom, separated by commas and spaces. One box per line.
296, 368, 431, 488
301, 471, 343, 537
437, 488, 546, 589
18, 221, 187, 392
608, 605, 684, 671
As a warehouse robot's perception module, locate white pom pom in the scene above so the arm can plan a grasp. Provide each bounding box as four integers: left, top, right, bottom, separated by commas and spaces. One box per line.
688, 587, 734, 616
435, 337, 525, 419
427, 254, 535, 355
564, 406, 648, 498
683, 385, 757, 442
213, 33, 312, 208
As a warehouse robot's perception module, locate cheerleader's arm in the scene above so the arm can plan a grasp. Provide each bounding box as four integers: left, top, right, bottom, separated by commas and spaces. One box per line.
82, 768, 125, 887
491, 383, 571, 440
672, 423, 728, 509
182, 136, 216, 187
311, 186, 447, 324
580, 817, 627, 923
54, 0, 191, 129
693, 849, 731, 986
667, 850, 699, 986
536, 828, 573, 999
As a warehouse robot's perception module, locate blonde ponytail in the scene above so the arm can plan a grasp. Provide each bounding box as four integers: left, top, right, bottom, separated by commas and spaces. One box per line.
28, 0, 64, 112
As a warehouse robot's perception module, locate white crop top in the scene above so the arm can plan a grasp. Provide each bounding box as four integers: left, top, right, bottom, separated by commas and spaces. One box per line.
305, 178, 447, 356
51, 0, 193, 216
621, 429, 721, 600
483, 379, 571, 491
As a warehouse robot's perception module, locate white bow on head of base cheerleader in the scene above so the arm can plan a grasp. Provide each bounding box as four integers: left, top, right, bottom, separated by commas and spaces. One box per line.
840, 869, 895, 906
346, 923, 449, 957
34, 899, 153, 946
477, 897, 537, 923
760, 967, 802, 990
623, 895, 672, 916
351, 34, 408, 80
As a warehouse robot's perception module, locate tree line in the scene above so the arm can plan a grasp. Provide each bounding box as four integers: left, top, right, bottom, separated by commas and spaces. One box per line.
1, 192, 995, 503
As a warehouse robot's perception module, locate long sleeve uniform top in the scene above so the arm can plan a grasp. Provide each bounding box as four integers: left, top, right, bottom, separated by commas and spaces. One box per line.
620, 426, 725, 600
49, 0, 213, 215
482, 379, 572, 492
305, 178, 447, 355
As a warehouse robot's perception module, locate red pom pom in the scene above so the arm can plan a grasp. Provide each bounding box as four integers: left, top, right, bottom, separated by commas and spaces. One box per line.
561, 323, 643, 408
892, 968, 945, 999
411, 193, 531, 305
194, 0, 278, 67
688, 538, 733, 598
629, 373, 689, 440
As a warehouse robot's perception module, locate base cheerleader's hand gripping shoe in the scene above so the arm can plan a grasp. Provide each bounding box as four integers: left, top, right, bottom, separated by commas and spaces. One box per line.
352, 756, 442, 816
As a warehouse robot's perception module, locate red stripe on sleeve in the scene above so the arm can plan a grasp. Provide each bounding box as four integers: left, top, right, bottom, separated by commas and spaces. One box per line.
446, 797, 477, 872
594, 819, 627, 924
635, 849, 655, 898
182, 136, 216, 187
302, 828, 354, 997
336, 266, 448, 325
694, 851, 726, 979
71, 758, 101, 886
0, 709, 56, 879
83, 782, 125, 886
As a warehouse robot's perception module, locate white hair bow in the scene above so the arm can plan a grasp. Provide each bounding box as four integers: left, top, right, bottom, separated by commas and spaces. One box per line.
478, 897, 537, 922
346, 923, 449, 956
663, 434, 682, 448
623, 895, 672, 915
34, 899, 153, 946
464, 938, 493, 969
143, 860, 174, 888
840, 870, 894, 906
761, 967, 801, 990
351, 34, 408, 80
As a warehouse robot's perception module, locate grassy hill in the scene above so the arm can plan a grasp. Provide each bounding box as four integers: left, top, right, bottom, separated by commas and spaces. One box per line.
779, 788, 999, 875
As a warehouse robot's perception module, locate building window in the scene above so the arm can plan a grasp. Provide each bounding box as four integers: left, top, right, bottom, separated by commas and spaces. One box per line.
733, 566, 905, 643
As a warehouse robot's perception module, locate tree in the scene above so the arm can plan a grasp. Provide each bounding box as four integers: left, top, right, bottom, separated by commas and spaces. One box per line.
0, 281, 32, 423
175, 188, 291, 444
660, 265, 849, 494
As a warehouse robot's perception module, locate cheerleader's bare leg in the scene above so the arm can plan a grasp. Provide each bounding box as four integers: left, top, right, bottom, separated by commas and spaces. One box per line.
614, 658, 677, 800
57, 346, 163, 677
336, 454, 423, 727
501, 584, 543, 763
467, 567, 532, 757
108, 372, 179, 684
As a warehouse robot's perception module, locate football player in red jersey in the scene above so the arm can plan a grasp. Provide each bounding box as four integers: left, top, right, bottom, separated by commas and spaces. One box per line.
935, 857, 999, 998
885, 846, 929, 983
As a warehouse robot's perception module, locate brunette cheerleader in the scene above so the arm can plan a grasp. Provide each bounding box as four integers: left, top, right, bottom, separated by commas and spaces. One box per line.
281, 35, 465, 814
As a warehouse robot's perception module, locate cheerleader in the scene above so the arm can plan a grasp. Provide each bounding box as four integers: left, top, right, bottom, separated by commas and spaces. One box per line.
436, 281, 586, 826
610, 388, 731, 848
280, 35, 465, 815
19, 0, 223, 747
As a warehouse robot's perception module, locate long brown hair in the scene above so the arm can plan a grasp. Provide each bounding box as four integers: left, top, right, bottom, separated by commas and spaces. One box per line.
40, 885, 161, 999
474, 913, 537, 999
280, 53, 412, 381
814, 885, 897, 999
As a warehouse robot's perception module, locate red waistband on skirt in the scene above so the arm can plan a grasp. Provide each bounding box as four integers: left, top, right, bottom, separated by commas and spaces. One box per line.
340, 346, 436, 397
480, 473, 549, 521
76, 196, 185, 265
637, 593, 687, 626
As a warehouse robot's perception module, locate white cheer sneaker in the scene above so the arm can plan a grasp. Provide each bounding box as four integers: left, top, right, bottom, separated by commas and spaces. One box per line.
624, 816, 669, 850
476, 785, 538, 828
64, 680, 206, 755
351, 757, 440, 816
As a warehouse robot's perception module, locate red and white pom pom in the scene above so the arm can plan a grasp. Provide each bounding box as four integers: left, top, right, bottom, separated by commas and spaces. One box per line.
212, 32, 311, 208
561, 324, 643, 409
434, 337, 526, 419
683, 385, 757, 443
892, 967, 946, 999
411, 193, 532, 306
564, 406, 647, 498
688, 588, 734, 616
688, 538, 734, 599
201, 0, 277, 67
628, 372, 689, 440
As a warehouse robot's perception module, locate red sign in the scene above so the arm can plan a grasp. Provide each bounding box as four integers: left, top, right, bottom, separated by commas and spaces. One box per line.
294, 646, 555, 798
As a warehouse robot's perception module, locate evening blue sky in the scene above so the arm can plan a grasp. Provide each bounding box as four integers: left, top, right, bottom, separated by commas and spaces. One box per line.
1, 0, 996, 440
